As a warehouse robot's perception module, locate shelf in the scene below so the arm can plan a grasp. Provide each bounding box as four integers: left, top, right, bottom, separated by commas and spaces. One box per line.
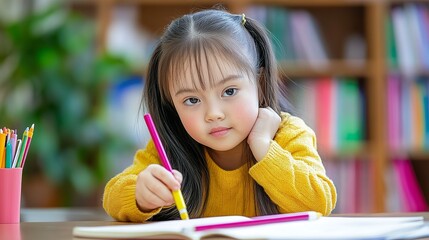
252, 0, 370, 7
387, 68, 429, 77
388, 150, 429, 160
67, 0, 99, 6
280, 60, 369, 77
105, 0, 234, 5
319, 144, 372, 160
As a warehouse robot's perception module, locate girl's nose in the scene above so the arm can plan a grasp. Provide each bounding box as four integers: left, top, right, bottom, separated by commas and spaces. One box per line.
205, 104, 225, 122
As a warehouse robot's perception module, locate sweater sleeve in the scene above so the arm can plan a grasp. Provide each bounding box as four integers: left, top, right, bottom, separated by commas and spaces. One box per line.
248, 113, 337, 216
102, 141, 163, 222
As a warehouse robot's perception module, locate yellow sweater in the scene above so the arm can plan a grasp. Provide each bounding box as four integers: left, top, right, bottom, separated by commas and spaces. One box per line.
103, 112, 337, 222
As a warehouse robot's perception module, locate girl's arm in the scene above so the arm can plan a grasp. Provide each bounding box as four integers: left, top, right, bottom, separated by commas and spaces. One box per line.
248, 113, 337, 216
103, 141, 163, 222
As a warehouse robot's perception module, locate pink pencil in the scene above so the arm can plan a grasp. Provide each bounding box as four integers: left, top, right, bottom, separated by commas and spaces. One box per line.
194, 211, 321, 232
20, 124, 34, 168
143, 114, 172, 171
143, 113, 189, 220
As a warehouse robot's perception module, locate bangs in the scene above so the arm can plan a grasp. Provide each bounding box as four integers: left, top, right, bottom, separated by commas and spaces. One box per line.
159, 37, 256, 102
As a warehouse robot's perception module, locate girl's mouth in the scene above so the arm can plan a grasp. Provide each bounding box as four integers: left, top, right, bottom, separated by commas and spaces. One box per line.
209, 127, 231, 137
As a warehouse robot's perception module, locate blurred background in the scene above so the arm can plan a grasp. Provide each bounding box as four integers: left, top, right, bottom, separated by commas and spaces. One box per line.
0, 0, 148, 208
0, 0, 428, 214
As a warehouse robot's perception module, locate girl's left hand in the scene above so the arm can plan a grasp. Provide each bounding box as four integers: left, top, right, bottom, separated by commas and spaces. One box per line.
247, 107, 281, 161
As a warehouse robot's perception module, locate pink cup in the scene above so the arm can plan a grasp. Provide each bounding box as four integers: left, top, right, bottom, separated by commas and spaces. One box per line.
0, 168, 23, 223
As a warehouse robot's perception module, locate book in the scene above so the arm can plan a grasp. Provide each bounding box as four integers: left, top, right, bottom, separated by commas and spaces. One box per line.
417, 79, 429, 149
404, 4, 425, 72
290, 10, 329, 69
401, 81, 413, 149
337, 78, 364, 152
387, 75, 401, 150
392, 6, 417, 79
386, 14, 398, 69
417, 4, 429, 69
315, 77, 336, 153
410, 81, 424, 149
288, 79, 317, 131
266, 7, 288, 61
73, 214, 429, 240
393, 158, 428, 212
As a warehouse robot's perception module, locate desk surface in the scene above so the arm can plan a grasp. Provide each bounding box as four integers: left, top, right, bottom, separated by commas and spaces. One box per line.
20, 208, 113, 222
0, 208, 428, 240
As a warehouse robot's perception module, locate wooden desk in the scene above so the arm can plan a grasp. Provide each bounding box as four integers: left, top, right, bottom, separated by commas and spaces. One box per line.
1, 221, 128, 240
1, 208, 124, 240
0, 209, 428, 240
20, 208, 113, 222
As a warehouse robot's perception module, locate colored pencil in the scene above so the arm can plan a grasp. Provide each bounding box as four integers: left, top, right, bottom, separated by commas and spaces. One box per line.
144, 113, 189, 220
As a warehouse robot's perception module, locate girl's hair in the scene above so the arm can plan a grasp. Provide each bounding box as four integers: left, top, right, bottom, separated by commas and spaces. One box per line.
143, 8, 286, 220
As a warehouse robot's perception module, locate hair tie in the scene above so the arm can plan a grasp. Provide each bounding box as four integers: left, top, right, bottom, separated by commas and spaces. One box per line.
241, 13, 246, 26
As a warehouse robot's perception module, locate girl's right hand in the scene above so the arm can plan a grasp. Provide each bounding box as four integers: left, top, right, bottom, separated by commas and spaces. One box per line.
135, 164, 183, 212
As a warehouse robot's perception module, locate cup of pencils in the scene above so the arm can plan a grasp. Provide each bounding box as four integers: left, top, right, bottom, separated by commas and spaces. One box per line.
0, 124, 34, 223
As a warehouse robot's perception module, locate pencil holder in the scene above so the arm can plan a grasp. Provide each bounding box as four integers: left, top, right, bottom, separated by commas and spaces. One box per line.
0, 168, 23, 223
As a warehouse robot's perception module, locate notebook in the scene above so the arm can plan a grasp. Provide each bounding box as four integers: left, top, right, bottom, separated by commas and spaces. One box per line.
73, 214, 429, 240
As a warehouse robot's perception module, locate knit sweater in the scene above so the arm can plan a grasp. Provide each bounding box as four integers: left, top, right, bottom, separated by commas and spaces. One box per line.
103, 112, 337, 222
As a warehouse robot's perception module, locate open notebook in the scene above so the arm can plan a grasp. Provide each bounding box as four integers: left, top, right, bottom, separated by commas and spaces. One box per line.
73, 214, 429, 240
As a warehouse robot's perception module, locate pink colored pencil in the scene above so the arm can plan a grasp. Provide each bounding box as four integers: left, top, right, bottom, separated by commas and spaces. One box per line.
20, 124, 34, 168
194, 211, 321, 232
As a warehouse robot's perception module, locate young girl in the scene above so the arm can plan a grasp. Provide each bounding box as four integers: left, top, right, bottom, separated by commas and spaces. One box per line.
103, 9, 337, 222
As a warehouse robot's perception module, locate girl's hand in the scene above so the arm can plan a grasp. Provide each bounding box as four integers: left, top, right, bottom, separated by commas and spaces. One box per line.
135, 164, 183, 212
247, 107, 281, 161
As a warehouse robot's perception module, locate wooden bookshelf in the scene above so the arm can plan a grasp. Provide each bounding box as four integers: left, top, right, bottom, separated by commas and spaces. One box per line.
73, 0, 429, 213
280, 60, 370, 77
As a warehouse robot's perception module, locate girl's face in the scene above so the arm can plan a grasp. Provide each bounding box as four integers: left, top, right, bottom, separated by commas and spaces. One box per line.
169, 55, 259, 152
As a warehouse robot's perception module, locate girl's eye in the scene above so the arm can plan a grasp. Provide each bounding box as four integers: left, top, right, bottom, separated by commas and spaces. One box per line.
184, 97, 200, 106
223, 88, 237, 97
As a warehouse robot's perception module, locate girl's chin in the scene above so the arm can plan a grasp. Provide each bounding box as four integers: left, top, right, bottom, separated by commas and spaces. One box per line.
205, 141, 246, 152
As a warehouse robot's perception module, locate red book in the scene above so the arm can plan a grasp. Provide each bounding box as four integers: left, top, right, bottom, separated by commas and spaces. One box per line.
315, 77, 335, 154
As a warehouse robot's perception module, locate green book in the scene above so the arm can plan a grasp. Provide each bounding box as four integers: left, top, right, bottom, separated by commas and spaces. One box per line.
337, 78, 364, 152
266, 7, 288, 60
386, 15, 398, 69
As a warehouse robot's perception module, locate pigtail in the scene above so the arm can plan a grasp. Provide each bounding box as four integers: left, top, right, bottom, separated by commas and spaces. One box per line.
242, 17, 281, 114
242, 15, 283, 216
243, 16, 294, 115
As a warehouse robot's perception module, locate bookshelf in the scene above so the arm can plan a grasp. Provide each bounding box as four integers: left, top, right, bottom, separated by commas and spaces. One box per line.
385, 0, 429, 212
70, 0, 429, 213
